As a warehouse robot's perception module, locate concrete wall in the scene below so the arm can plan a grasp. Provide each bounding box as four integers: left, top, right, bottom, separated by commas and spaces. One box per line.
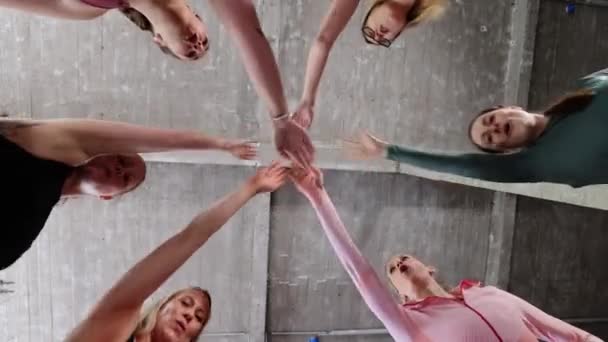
1, 0, 608, 341
2, 0, 608, 209
0, 164, 270, 341
2, 165, 608, 341
269, 171, 495, 333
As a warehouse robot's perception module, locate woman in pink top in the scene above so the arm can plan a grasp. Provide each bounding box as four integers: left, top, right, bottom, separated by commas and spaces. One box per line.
289, 167, 602, 342
0, 0, 315, 167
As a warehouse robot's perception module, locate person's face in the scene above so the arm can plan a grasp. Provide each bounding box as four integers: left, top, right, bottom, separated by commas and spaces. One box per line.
153, 6, 209, 61
79, 154, 146, 199
469, 106, 537, 151
386, 254, 436, 300
153, 289, 211, 342
362, 0, 413, 47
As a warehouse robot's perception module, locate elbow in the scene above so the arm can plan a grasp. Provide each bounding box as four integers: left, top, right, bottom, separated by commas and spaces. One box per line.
314, 34, 336, 51
352, 264, 380, 285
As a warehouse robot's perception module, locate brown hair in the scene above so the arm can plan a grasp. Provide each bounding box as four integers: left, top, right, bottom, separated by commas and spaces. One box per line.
118, 7, 180, 58
131, 287, 212, 341
119, 7, 154, 33
468, 89, 596, 152
543, 88, 595, 117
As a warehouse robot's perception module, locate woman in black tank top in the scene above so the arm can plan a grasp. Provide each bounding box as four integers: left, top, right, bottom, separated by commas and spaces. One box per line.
0, 117, 256, 270
66, 163, 288, 342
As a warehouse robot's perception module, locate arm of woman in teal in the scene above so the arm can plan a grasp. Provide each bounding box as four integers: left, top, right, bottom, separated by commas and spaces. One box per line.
207, 0, 315, 167
66, 163, 288, 342
0, 118, 256, 166
0, 0, 106, 19
291, 169, 419, 341
385, 144, 532, 183
293, 0, 359, 128
346, 133, 533, 183
493, 288, 602, 342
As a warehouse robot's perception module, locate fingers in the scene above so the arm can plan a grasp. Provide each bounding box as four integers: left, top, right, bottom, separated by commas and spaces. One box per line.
267, 161, 290, 179
342, 139, 362, 150
240, 149, 257, 160
267, 160, 281, 173
233, 141, 258, 160
285, 150, 306, 169
274, 167, 289, 181
296, 150, 311, 169
297, 135, 314, 168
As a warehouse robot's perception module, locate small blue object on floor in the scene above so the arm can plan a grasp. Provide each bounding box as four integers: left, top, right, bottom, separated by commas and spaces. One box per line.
308, 337, 319, 342
566, 2, 576, 14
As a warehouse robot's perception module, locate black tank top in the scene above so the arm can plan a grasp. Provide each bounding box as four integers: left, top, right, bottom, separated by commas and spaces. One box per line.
0, 135, 73, 270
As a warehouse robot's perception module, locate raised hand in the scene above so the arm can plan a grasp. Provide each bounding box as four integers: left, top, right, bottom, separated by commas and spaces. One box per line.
248, 161, 289, 194
289, 166, 324, 198
273, 118, 315, 168
342, 132, 389, 160
292, 102, 314, 129
224, 140, 258, 160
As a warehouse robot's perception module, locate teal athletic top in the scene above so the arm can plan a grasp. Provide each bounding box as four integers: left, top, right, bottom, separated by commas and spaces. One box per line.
386, 69, 608, 188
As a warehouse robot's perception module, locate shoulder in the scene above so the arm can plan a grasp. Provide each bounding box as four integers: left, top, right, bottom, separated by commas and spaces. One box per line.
66, 307, 140, 342
577, 69, 608, 93
0, 119, 43, 139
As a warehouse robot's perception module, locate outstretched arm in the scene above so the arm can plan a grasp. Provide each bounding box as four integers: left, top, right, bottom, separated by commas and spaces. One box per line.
67, 163, 288, 342
208, 0, 315, 167
207, 0, 288, 119
291, 170, 418, 341
385, 144, 531, 183
1, 118, 255, 165
295, 0, 358, 127
344, 132, 532, 184
0, 0, 106, 19
495, 288, 602, 342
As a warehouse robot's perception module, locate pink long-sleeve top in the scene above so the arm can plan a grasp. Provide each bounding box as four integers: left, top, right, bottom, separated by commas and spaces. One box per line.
306, 188, 602, 342
79, 0, 126, 9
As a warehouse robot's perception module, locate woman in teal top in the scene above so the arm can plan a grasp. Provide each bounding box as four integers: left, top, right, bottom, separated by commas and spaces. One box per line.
344, 68, 608, 188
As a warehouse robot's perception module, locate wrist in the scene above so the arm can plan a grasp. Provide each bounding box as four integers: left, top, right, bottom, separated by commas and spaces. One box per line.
215, 138, 230, 150
271, 113, 292, 129
243, 180, 259, 197
383, 145, 390, 158
300, 97, 315, 107
304, 186, 323, 202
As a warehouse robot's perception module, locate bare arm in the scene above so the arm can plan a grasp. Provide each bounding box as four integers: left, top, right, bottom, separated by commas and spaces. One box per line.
208, 0, 289, 119
2, 118, 240, 166
298, 180, 418, 341
300, 0, 358, 106
208, 0, 315, 168
0, 0, 106, 19
67, 164, 287, 342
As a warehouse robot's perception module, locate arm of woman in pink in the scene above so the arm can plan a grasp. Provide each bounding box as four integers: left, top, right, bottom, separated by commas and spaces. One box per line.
290, 169, 419, 341
208, 0, 314, 167
0, 0, 106, 19
293, 0, 359, 129
495, 288, 603, 342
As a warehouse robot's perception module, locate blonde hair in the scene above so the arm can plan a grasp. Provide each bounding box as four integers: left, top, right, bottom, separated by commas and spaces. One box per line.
131, 287, 211, 341
364, 0, 448, 28
408, 0, 448, 27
